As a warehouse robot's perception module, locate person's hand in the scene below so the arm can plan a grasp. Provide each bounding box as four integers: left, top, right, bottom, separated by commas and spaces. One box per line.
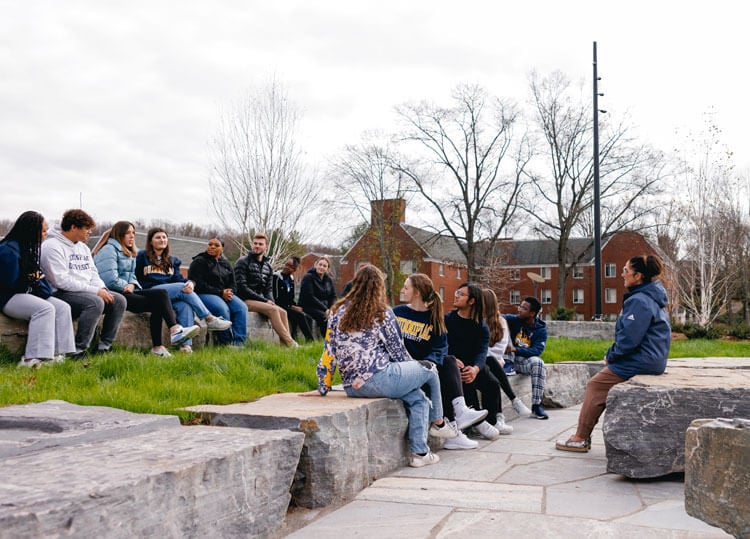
460, 365, 479, 384
455, 358, 465, 369
267, 299, 275, 305
98, 288, 114, 303
291, 305, 303, 313
123, 284, 135, 294
222, 289, 233, 301
182, 281, 194, 293
603, 355, 608, 365
324, 309, 331, 319
506, 343, 516, 353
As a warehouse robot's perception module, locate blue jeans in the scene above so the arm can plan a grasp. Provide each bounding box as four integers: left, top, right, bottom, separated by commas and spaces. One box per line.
151, 283, 211, 346
198, 293, 248, 344
346, 361, 443, 454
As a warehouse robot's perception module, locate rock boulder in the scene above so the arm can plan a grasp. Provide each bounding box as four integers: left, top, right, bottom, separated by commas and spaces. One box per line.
684, 417, 750, 539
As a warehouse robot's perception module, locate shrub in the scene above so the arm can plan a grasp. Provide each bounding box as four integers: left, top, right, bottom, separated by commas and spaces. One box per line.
550, 306, 577, 321
727, 322, 750, 339
671, 322, 722, 340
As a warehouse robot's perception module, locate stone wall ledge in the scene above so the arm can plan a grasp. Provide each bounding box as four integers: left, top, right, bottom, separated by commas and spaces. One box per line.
603, 358, 750, 479
0, 401, 304, 539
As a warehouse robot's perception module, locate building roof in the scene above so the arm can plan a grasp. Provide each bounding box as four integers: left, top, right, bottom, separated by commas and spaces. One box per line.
498, 237, 595, 266
400, 224, 467, 264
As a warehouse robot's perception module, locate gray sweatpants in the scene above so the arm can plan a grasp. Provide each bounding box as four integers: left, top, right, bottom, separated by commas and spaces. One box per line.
2, 294, 76, 359
54, 289, 126, 351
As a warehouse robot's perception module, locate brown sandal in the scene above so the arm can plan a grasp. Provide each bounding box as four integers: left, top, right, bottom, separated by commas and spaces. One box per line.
555, 437, 591, 452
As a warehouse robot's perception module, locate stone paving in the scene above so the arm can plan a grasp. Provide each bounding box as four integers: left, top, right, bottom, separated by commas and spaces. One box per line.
286, 405, 730, 538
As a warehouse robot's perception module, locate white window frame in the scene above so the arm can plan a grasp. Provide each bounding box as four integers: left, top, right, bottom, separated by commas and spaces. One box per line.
439, 287, 445, 301
456, 266, 461, 279
400, 260, 415, 275
510, 268, 520, 281
572, 266, 584, 279
573, 288, 584, 304
605, 288, 617, 304
540, 267, 551, 279
605, 263, 617, 278
510, 290, 521, 304
541, 289, 552, 304
438, 263, 445, 276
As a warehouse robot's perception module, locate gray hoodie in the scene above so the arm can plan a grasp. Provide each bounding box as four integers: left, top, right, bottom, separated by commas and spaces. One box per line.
40, 227, 105, 294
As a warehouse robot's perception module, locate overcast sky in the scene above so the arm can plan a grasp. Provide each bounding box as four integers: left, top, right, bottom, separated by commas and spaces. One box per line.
2, 1, 747, 240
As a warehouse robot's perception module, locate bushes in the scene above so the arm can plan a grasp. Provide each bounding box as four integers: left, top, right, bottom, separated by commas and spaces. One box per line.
670, 322, 745, 340
550, 306, 577, 321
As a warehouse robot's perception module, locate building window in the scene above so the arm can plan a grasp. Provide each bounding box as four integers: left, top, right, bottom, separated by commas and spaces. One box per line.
510, 268, 520, 280
541, 289, 552, 304
456, 266, 461, 279
572, 266, 584, 279
605, 263, 617, 278
439, 287, 444, 301
438, 263, 445, 276
540, 267, 551, 279
510, 290, 521, 304
573, 288, 584, 304
605, 288, 617, 304
400, 260, 416, 274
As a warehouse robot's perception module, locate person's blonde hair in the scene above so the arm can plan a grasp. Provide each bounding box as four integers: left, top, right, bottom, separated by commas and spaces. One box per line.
482, 288, 504, 346
407, 273, 446, 334
333, 265, 388, 332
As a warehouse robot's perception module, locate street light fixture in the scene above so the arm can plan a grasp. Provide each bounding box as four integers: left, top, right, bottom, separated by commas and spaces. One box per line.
592, 42, 603, 321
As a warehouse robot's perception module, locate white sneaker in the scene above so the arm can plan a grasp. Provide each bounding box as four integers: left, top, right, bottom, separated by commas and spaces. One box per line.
151, 347, 172, 357
409, 450, 440, 468
429, 419, 458, 439
512, 397, 532, 417
180, 344, 193, 354
206, 317, 232, 331
455, 406, 488, 430
495, 413, 514, 435
18, 357, 42, 368
475, 420, 501, 440
171, 325, 200, 345
443, 429, 479, 450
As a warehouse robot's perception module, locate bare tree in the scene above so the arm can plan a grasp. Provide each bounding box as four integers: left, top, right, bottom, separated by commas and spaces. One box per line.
674, 117, 742, 326
393, 84, 532, 280
328, 132, 408, 302
208, 77, 317, 267
525, 71, 667, 307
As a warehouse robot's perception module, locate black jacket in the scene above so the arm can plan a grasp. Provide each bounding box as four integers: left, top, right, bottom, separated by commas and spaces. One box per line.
235, 254, 274, 302
188, 251, 236, 297
272, 270, 297, 309
299, 268, 336, 312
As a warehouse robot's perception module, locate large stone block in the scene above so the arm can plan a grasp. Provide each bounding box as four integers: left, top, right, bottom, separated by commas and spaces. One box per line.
0, 312, 27, 355
0, 400, 304, 539
187, 392, 409, 508
603, 362, 750, 478
685, 417, 750, 539
542, 361, 604, 408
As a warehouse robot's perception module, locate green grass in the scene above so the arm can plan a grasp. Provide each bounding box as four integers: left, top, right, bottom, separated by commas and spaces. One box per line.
2, 337, 748, 420
0, 340, 330, 422
543, 336, 750, 363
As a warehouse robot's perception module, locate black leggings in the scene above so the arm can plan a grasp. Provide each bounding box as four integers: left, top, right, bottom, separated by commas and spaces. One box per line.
436, 355, 464, 421
123, 288, 177, 347
486, 355, 517, 404
463, 365, 501, 426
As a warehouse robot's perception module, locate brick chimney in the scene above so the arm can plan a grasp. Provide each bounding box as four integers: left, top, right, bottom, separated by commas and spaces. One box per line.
371, 198, 406, 226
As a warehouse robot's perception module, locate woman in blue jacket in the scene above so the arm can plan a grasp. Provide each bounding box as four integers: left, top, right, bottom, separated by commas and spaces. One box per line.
0, 211, 75, 366
92, 221, 199, 356
134, 227, 231, 353
556, 254, 671, 452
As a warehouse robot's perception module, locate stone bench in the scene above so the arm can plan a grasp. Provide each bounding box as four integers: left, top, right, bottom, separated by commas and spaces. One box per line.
602, 357, 750, 478
0, 310, 280, 357
684, 417, 750, 538
0, 400, 304, 538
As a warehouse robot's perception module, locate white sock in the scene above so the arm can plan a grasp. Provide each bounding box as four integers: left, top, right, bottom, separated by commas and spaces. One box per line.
452, 396, 467, 412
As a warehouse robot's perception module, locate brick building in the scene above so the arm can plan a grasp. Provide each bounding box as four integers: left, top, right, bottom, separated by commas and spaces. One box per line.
336, 198, 675, 319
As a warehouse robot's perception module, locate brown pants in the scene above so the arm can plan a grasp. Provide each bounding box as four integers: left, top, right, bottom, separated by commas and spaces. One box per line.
576, 366, 626, 439
244, 300, 295, 346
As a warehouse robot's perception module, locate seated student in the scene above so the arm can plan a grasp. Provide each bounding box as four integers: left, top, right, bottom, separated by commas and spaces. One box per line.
299, 256, 337, 335
444, 282, 503, 441
135, 227, 232, 353
316, 265, 457, 468
503, 297, 549, 419
393, 273, 487, 450
482, 288, 532, 432
92, 221, 199, 357
272, 256, 314, 341
1, 211, 75, 367
234, 233, 297, 347
41, 209, 126, 356
188, 237, 248, 346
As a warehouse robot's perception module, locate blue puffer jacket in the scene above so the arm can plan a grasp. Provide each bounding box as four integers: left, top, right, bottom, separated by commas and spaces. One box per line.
606, 280, 671, 380
93, 238, 140, 293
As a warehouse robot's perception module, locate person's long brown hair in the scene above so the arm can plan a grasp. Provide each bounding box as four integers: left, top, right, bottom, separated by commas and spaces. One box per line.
333, 265, 388, 332
482, 288, 504, 346
407, 273, 446, 334
92, 221, 137, 257
145, 227, 173, 273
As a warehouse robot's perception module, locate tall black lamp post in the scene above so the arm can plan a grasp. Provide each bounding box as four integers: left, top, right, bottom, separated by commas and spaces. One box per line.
592, 42, 605, 320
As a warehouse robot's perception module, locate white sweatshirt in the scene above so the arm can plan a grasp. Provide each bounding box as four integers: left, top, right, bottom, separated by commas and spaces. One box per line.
41, 227, 105, 294
487, 316, 511, 365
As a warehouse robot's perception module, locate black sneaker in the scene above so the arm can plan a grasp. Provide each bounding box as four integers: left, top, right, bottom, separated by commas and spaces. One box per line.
532, 404, 549, 420
67, 350, 88, 360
